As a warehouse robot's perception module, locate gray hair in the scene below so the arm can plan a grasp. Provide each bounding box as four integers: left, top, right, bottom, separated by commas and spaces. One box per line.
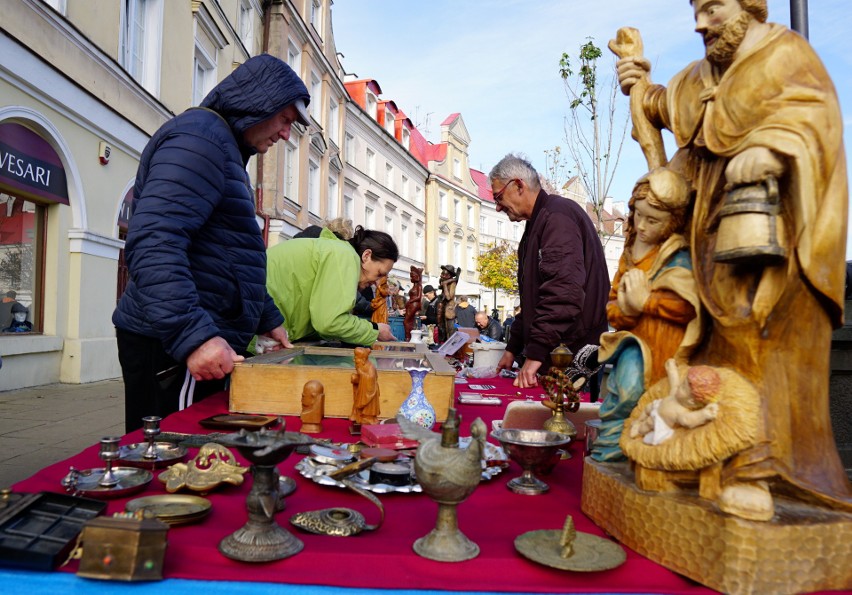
488, 154, 542, 191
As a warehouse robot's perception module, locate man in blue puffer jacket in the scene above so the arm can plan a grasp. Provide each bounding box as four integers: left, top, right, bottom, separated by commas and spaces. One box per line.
113, 54, 307, 432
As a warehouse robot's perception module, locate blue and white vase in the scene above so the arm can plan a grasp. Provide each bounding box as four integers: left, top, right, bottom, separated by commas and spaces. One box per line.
398, 367, 435, 429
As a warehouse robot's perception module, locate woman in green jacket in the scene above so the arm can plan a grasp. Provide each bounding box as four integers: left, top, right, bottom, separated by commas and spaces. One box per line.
267, 226, 399, 345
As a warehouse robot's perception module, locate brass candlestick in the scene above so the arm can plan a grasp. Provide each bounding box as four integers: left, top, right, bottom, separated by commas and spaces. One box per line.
540, 345, 579, 440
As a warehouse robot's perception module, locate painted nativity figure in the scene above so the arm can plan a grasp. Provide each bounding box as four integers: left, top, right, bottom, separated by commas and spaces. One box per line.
592, 167, 700, 462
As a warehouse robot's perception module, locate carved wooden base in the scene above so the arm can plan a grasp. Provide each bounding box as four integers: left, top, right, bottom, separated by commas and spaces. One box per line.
581, 458, 852, 595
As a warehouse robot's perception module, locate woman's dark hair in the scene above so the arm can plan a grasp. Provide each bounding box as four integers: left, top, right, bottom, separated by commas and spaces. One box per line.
348, 226, 399, 262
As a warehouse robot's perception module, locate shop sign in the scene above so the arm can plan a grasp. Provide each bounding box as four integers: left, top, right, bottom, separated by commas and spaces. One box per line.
0, 122, 69, 205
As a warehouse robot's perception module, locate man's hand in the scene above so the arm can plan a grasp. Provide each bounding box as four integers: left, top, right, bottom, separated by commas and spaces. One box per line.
725, 147, 785, 187
496, 350, 516, 373
258, 325, 293, 351
620, 268, 650, 316
616, 56, 651, 95
377, 323, 397, 342
186, 336, 244, 381
514, 358, 542, 388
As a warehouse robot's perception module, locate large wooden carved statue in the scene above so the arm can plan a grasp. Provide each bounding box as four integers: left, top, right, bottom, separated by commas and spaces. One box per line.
404, 266, 424, 341
580, 2, 852, 592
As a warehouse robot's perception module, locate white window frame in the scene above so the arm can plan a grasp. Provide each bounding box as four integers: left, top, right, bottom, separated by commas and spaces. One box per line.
453, 241, 461, 268
438, 237, 447, 264
310, 72, 321, 121
385, 215, 394, 236
327, 175, 339, 218
497, 220, 504, 238
454, 199, 461, 223
366, 92, 377, 119
328, 98, 339, 145
453, 158, 461, 179
479, 215, 487, 234
401, 175, 409, 201
467, 205, 474, 228
385, 163, 394, 191
310, 0, 323, 37
384, 109, 395, 136
439, 191, 447, 218
344, 133, 355, 164
416, 229, 424, 261
287, 39, 302, 75
121, 0, 164, 95
192, 43, 216, 106
344, 195, 354, 220
308, 159, 320, 214
283, 137, 300, 201
401, 223, 409, 256
366, 205, 376, 228
401, 127, 410, 150
238, 0, 255, 52
366, 148, 376, 178
415, 185, 423, 209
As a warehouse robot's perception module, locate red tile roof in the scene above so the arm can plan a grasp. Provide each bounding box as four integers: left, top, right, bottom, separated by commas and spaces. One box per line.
470, 168, 494, 202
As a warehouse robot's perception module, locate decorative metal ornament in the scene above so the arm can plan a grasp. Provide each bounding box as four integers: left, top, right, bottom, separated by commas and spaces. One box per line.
514, 515, 626, 572
290, 477, 384, 537
158, 442, 248, 494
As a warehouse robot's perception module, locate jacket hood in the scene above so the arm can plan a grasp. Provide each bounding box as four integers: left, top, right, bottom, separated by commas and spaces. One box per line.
201, 54, 310, 157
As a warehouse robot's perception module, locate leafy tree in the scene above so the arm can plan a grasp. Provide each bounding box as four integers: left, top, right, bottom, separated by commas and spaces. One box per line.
476, 241, 518, 310
556, 38, 629, 236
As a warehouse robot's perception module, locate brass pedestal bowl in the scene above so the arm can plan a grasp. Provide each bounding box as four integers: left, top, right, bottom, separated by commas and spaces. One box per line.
491, 428, 571, 495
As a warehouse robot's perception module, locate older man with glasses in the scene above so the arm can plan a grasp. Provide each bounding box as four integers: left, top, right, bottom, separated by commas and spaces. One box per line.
490, 154, 610, 392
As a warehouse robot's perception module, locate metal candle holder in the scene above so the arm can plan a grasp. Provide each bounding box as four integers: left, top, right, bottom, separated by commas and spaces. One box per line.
216, 423, 314, 562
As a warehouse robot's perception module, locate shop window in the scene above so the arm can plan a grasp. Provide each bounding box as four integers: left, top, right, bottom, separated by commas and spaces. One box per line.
0, 193, 45, 334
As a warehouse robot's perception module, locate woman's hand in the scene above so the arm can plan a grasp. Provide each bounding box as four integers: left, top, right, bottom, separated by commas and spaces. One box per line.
376, 323, 397, 341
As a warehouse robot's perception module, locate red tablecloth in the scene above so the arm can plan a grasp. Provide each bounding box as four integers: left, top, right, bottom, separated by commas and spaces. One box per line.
13, 375, 715, 594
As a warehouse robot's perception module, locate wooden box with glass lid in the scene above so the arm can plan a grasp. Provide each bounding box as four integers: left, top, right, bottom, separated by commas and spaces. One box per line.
229, 343, 454, 420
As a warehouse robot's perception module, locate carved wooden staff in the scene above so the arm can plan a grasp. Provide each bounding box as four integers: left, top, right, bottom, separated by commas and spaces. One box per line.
609, 28, 666, 170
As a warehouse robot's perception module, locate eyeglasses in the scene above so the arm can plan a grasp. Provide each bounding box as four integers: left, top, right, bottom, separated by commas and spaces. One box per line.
492, 179, 520, 203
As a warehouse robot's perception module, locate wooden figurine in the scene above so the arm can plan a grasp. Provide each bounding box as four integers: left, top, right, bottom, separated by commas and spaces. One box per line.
404, 266, 424, 341
299, 380, 325, 434
350, 347, 380, 431
438, 264, 460, 342
580, 3, 852, 593
371, 276, 390, 325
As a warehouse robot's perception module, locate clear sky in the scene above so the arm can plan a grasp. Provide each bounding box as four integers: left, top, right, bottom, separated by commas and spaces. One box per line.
330, 0, 852, 257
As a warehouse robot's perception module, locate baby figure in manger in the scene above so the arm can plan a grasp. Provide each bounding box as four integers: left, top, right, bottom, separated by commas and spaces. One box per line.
630, 358, 719, 445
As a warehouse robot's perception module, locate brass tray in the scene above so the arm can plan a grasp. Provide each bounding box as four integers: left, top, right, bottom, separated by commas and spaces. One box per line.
198, 414, 279, 430
64, 467, 153, 499
126, 494, 212, 526
514, 529, 626, 572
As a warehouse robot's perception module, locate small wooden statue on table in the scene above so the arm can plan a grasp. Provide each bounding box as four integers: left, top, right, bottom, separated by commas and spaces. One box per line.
300, 380, 325, 434
404, 266, 424, 341
350, 347, 380, 434
371, 276, 390, 325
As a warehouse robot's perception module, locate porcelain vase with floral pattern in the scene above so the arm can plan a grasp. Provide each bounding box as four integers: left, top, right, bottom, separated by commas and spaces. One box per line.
398, 367, 435, 429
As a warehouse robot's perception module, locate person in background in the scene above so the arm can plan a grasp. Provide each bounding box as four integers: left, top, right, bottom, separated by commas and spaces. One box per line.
475, 311, 503, 341
267, 226, 399, 345
503, 303, 520, 343
491, 154, 610, 388
113, 54, 301, 433
455, 296, 477, 328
